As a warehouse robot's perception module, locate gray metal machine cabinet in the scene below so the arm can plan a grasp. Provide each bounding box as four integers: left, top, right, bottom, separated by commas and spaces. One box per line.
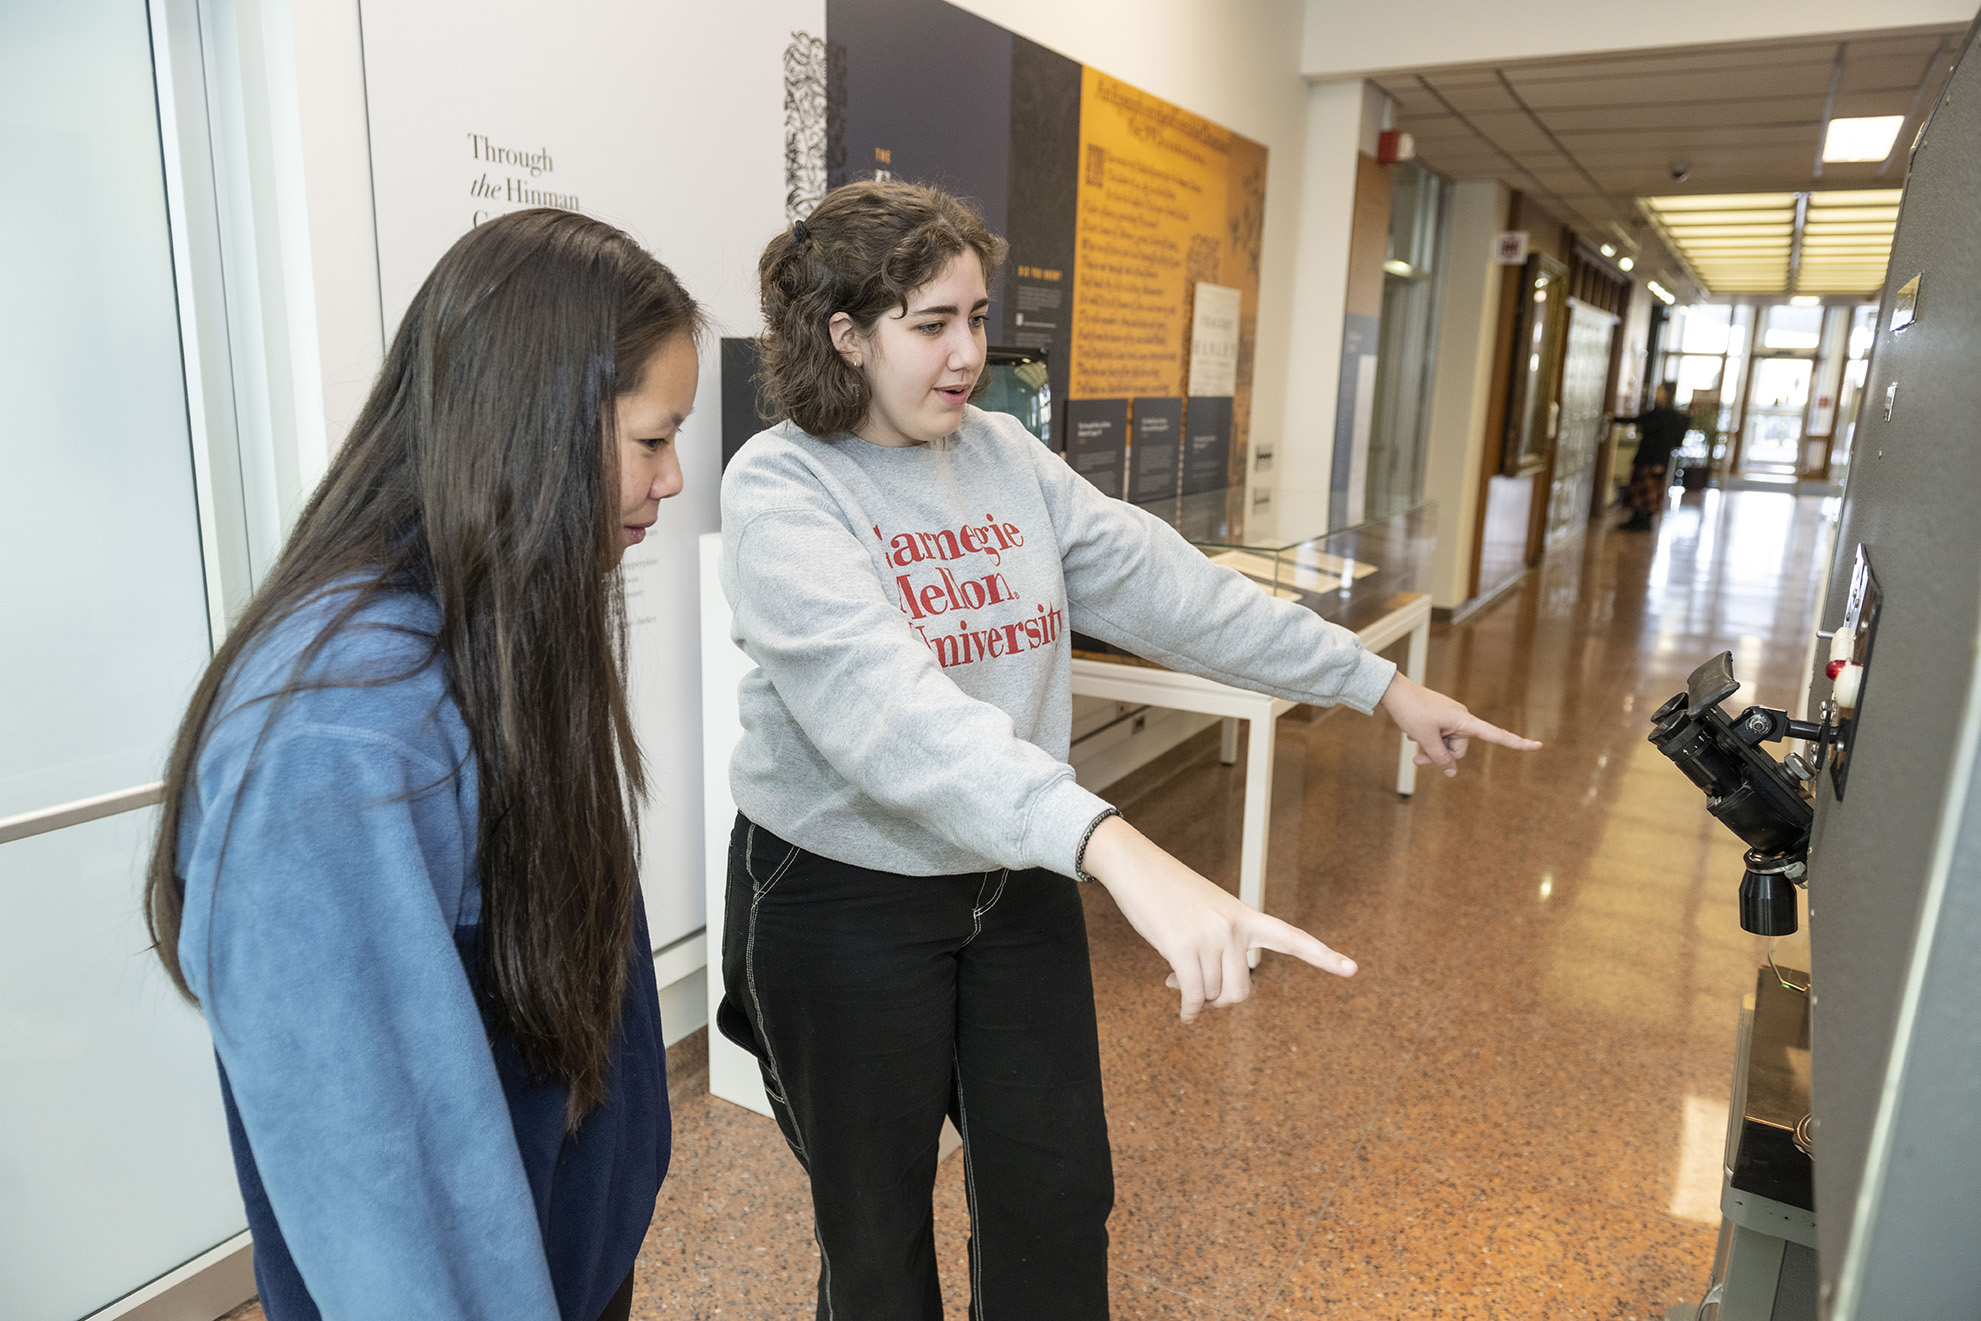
1800, 13, 1981, 1320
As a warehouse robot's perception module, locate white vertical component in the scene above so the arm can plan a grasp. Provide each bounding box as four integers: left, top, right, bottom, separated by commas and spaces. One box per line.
699, 534, 773, 1117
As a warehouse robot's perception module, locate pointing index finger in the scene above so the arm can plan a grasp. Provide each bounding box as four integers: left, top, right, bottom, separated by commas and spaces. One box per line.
1461, 715, 1543, 750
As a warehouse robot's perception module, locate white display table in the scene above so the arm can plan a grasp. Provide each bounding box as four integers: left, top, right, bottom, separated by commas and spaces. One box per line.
1070, 589, 1430, 950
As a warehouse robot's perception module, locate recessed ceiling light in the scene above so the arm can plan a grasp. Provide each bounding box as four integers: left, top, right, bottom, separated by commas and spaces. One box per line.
1600, 243, 1616, 257
1822, 116, 1905, 163
1618, 257, 1635, 271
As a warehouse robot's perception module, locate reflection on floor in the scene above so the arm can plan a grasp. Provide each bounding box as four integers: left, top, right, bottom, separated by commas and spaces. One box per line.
229, 488, 1836, 1320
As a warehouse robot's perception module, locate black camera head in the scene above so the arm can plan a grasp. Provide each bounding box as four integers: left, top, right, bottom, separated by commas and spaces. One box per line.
1648, 651, 1818, 935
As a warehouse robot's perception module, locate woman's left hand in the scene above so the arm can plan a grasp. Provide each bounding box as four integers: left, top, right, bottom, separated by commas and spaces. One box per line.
1378, 672, 1541, 776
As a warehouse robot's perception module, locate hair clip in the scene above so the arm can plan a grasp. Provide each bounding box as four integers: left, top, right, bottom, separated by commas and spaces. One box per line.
791, 219, 812, 243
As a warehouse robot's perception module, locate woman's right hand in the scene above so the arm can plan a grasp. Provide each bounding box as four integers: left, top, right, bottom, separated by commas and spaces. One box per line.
1080, 815, 1356, 1022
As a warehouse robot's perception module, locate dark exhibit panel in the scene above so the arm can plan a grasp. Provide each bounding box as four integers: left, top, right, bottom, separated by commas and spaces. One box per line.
1128, 397, 1182, 505
1803, 16, 1981, 1319
1064, 398, 1128, 498
1182, 396, 1233, 496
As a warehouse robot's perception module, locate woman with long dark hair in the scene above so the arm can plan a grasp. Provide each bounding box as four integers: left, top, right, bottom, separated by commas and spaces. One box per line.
718, 180, 1539, 1317
146, 208, 702, 1321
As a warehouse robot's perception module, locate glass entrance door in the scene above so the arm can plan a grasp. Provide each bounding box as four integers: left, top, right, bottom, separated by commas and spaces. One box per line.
1740, 356, 1814, 476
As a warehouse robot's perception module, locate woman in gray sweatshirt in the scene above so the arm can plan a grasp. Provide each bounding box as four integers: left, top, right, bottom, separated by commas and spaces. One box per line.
717, 180, 1537, 1319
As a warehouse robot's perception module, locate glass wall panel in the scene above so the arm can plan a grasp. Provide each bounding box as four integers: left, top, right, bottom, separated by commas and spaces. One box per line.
1, 0, 214, 819
1, 810, 244, 1321
1679, 304, 1733, 354
1834, 305, 1880, 473
1743, 358, 1814, 473
1762, 304, 1824, 350
1364, 163, 1448, 522
1, 3, 249, 1317
1674, 355, 1724, 406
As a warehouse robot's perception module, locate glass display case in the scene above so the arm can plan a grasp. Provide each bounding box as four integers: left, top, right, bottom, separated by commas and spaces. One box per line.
1073, 490, 1436, 657
977, 347, 1052, 446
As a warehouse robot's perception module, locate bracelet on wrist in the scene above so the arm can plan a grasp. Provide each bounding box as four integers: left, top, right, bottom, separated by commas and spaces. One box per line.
1073, 807, 1122, 883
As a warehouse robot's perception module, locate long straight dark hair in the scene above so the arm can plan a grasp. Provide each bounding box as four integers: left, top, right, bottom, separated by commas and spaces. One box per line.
146, 208, 701, 1124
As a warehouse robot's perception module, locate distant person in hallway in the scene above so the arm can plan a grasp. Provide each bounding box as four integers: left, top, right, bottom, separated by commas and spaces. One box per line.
144, 211, 703, 1321
1613, 382, 1691, 530
717, 179, 1543, 1320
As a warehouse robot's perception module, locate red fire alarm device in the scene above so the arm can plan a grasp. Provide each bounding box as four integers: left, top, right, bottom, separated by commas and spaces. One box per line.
1378, 129, 1415, 163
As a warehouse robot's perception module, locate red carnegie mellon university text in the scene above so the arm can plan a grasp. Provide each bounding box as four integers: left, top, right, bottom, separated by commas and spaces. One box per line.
876, 516, 1065, 670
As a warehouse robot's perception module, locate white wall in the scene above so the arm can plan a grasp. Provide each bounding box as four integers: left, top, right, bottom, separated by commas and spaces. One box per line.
1300, 0, 1978, 77
1420, 178, 1508, 608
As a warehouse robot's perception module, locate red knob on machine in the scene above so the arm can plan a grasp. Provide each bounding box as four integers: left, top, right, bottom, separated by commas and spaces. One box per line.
1826, 659, 1847, 680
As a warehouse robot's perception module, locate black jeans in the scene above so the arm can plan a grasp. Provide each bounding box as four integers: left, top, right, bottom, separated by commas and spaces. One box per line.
718, 815, 1113, 1320
596, 1267, 635, 1321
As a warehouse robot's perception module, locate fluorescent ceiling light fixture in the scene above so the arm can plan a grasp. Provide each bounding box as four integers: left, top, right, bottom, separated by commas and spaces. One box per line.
1789, 296, 1821, 306
1642, 190, 1899, 296
1661, 211, 1794, 227
1646, 193, 1796, 211
1822, 116, 1905, 163
1807, 189, 1905, 206
1383, 259, 1414, 277
1804, 208, 1901, 225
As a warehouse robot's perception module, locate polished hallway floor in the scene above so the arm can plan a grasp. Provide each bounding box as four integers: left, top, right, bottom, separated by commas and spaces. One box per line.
225, 488, 1836, 1320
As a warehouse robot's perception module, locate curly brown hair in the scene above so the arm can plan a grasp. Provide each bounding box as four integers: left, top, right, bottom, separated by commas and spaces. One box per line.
757, 179, 1007, 438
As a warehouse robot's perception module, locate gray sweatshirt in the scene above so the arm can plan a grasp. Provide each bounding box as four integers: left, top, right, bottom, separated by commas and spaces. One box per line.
719, 406, 1397, 879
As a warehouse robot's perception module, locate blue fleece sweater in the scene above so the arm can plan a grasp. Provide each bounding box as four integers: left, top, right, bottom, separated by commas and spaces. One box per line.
175, 585, 667, 1321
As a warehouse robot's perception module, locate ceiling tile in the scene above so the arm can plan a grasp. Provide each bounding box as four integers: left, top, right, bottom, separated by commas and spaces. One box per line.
1830, 89, 1925, 119
1420, 77, 1522, 116
1544, 99, 1826, 133
1840, 51, 1946, 93
1512, 65, 1834, 109
1509, 41, 1839, 83
1841, 32, 1959, 62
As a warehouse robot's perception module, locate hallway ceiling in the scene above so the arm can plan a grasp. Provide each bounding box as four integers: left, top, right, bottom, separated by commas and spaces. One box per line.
1369, 26, 1963, 293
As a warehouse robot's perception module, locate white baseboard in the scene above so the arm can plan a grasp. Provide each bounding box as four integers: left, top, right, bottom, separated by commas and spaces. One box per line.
654, 929, 710, 1047
83, 1232, 254, 1321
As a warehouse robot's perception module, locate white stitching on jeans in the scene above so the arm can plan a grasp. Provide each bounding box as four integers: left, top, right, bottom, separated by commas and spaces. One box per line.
743, 829, 804, 1134
744, 825, 833, 1317
954, 1052, 986, 1320
814, 1223, 838, 1321
961, 868, 1008, 948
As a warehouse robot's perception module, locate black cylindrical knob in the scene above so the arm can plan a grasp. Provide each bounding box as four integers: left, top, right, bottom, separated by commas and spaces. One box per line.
1740, 855, 1801, 936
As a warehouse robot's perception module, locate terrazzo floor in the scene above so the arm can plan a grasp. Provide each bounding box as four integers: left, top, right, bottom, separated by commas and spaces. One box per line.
226, 485, 1833, 1319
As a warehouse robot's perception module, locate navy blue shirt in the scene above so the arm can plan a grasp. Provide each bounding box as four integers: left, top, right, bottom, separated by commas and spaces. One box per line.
178, 586, 667, 1320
